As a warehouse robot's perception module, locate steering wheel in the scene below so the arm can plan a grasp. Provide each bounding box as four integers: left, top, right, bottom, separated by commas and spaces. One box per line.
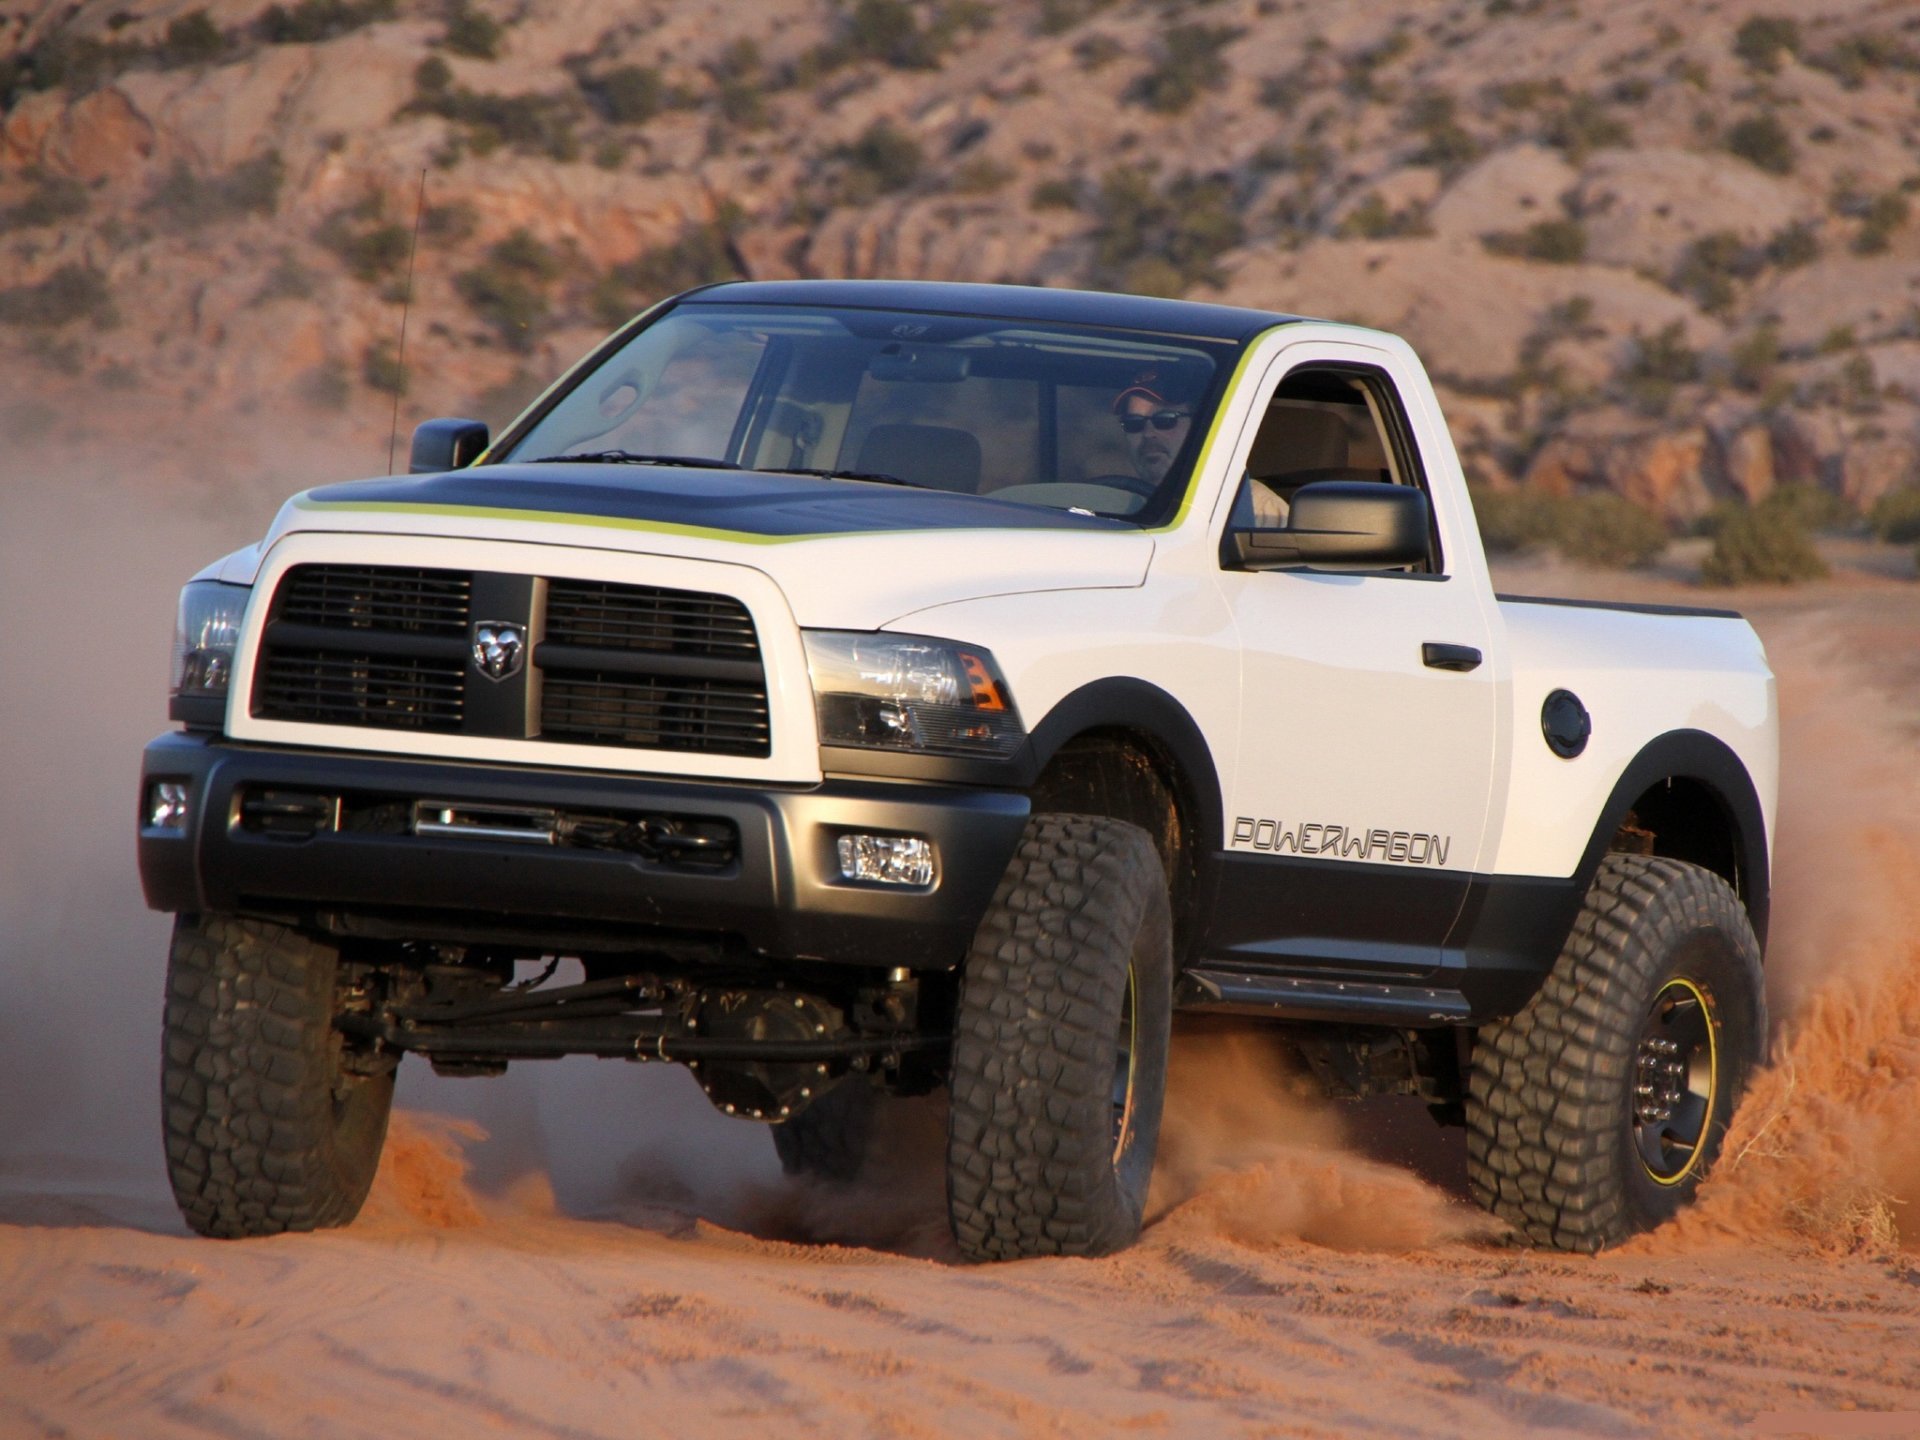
1083, 472, 1160, 499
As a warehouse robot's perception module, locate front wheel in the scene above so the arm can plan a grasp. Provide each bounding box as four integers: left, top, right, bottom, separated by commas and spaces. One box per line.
1466, 855, 1766, 1252
161, 916, 396, 1238
946, 813, 1172, 1261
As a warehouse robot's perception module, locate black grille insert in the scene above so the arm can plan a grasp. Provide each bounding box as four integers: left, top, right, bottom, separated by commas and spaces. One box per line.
277, 564, 472, 636
542, 672, 771, 756
545, 580, 760, 659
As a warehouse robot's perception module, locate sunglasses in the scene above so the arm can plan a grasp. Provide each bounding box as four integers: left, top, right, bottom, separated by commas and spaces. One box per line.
1120, 409, 1191, 434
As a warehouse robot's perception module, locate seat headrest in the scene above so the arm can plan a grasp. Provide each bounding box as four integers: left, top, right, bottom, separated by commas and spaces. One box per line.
1247, 405, 1350, 479
854, 424, 983, 494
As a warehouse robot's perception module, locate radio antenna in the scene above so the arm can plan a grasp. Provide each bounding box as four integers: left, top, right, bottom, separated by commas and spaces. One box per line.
385, 168, 429, 475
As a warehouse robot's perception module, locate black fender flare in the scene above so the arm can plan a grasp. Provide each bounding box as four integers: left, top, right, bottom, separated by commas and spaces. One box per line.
1569, 728, 1771, 947
1025, 677, 1225, 855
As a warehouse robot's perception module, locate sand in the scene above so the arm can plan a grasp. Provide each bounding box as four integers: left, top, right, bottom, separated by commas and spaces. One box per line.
2, 478, 1918, 1438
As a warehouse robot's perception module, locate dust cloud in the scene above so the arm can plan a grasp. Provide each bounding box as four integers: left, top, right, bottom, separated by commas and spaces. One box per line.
1657, 619, 1920, 1254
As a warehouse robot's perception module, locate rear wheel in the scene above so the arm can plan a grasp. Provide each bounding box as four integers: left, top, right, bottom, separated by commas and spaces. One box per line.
946, 813, 1172, 1261
161, 916, 396, 1238
1466, 855, 1765, 1251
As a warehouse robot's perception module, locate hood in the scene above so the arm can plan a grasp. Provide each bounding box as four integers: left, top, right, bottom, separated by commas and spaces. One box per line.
266, 464, 1156, 629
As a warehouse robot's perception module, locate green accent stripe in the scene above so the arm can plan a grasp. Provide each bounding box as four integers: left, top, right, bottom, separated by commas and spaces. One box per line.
1147, 323, 1286, 534
289, 494, 880, 546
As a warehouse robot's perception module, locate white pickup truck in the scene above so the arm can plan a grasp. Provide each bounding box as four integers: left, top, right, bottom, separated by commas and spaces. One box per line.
142, 280, 1776, 1259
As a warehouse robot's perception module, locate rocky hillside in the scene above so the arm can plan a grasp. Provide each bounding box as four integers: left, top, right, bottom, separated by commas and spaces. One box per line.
5, 0, 1920, 520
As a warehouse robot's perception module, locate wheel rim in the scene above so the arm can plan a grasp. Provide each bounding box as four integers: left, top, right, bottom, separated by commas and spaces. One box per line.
1633, 977, 1718, 1186
1111, 962, 1138, 1160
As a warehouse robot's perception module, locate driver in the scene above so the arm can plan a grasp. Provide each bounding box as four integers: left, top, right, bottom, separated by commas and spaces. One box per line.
1111, 371, 1193, 488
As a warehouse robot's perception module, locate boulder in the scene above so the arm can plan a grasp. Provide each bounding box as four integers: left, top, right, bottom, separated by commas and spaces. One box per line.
1721, 425, 1775, 506
1840, 433, 1919, 511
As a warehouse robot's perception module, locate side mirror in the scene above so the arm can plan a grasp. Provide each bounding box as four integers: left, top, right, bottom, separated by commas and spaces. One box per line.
409, 418, 490, 474
1230, 480, 1430, 571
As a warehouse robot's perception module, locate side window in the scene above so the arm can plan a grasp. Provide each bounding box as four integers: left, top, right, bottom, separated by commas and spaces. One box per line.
1229, 366, 1441, 573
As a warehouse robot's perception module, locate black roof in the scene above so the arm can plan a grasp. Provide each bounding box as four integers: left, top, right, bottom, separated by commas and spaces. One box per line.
683, 279, 1305, 344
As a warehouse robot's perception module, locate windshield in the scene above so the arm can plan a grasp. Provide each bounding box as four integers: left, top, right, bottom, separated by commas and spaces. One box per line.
498, 303, 1235, 522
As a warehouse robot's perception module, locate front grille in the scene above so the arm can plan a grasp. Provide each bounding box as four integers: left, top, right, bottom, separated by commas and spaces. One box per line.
542, 672, 772, 755
252, 564, 770, 758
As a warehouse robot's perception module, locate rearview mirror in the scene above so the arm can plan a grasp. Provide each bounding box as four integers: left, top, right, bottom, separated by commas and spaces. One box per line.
1229, 480, 1429, 571
409, 418, 490, 474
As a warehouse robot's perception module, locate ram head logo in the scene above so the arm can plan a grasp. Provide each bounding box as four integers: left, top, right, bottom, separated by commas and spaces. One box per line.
471, 621, 525, 681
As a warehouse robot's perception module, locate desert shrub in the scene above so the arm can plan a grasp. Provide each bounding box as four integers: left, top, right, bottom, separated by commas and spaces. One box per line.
257, 0, 396, 43
0, 172, 88, 232
1726, 112, 1795, 175
362, 338, 407, 395
143, 152, 284, 228
1468, 485, 1558, 553
952, 154, 1013, 194
803, 0, 953, 71
2, 32, 138, 108
1469, 487, 1667, 566
1554, 492, 1669, 567
1073, 33, 1124, 71
1620, 321, 1699, 413
1091, 165, 1243, 292
592, 214, 743, 326
1853, 191, 1910, 255
1541, 92, 1629, 161
421, 200, 477, 244
1341, 29, 1411, 100
578, 64, 664, 124
254, 254, 316, 302
441, 1, 501, 59
1671, 230, 1763, 313
408, 84, 580, 160
1484, 217, 1587, 264
318, 201, 411, 281
1338, 193, 1430, 240
456, 228, 559, 349
1128, 22, 1240, 114
1036, 0, 1114, 33
1762, 483, 1856, 533
1701, 495, 1829, 585
1733, 16, 1801, 72
1810, 33, 1920, 89
0, 263, 117, 328
832, 120, 923, 201
1729, 323, 1782, 393
1765, 219, 1820, 269
1029, 177, 1078, 209
156, 10, 231, 67
710, 39, 767, 129
1404, 91, 1478, 174
1868, 485, 1920, 543
299, 360, 352, 411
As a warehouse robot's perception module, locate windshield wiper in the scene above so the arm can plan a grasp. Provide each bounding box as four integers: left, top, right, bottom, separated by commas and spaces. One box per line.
529, 451, 741, 469
767, 466, 917, 487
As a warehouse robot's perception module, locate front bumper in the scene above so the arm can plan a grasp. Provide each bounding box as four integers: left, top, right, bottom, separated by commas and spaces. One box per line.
137, 732, 1030, 968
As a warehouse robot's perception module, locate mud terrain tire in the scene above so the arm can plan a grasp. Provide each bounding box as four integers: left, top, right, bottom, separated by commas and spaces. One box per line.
161, 915, 395, 1238
773, 1079, 878, 1182
946, 813, 1172, 1261
1467, 855, 1765, 1252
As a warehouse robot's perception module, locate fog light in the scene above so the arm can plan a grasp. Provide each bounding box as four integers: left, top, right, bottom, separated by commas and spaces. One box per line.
836, 834, 935, 887
147, 781, 190, 831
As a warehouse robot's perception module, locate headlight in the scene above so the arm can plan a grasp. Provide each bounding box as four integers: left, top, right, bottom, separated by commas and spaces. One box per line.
172, 581, 248, 698
804, 631, 1025, 758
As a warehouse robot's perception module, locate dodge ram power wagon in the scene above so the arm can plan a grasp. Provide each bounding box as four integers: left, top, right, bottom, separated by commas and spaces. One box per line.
141, 280, 1777, 1259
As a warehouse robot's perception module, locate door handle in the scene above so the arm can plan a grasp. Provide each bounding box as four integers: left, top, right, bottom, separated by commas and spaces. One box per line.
1422, 642, 1482, 672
